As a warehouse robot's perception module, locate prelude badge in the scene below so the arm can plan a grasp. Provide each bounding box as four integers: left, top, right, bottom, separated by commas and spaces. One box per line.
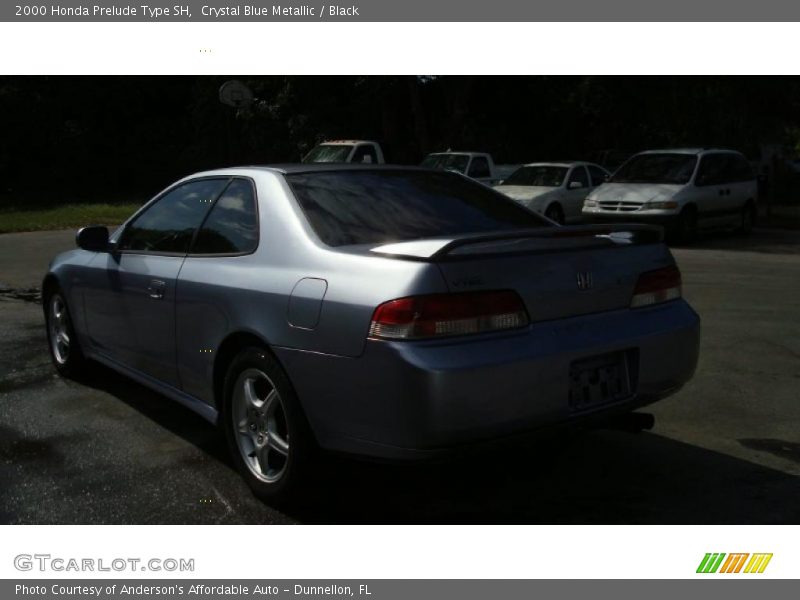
576, 271, 593, 291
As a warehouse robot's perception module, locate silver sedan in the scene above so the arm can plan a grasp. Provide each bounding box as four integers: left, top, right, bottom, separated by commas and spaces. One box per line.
44, 165, 700, 502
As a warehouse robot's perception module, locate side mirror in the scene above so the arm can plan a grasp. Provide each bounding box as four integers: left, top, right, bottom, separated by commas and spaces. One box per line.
569, 181, 584, 190
76, 225, 110, 252
362, 155, 373, 164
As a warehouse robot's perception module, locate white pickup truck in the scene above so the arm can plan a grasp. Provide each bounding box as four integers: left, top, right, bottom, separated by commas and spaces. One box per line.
302, 140, 385, 164
420, 151, 499, 185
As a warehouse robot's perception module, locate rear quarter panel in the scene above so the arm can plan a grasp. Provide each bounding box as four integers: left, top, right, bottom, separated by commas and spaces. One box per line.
174, 170, 449, 405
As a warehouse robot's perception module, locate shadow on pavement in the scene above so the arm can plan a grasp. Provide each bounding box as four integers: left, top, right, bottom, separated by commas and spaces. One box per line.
60, 362, 800, 525
669, 228, 800, 254
72, 363, 230, 465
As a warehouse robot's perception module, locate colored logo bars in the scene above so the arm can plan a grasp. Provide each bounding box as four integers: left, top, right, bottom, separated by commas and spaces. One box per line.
697, 553, 773, 574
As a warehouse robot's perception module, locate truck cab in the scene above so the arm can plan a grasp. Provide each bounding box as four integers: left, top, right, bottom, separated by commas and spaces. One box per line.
302, 140, 385, 164
421, 151, 498, 185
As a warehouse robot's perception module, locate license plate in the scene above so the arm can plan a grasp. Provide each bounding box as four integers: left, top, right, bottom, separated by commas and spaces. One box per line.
568, 352, 632, 412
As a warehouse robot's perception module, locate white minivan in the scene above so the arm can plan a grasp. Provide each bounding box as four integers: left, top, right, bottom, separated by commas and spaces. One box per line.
582, 148, 758, 239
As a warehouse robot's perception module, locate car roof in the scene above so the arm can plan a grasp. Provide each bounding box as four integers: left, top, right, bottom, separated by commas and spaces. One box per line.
426, 151, 487, 157
639, 148, 742, 156
520, 161, 596, 168
186, 164, 431, 178
317, 140, 374, 145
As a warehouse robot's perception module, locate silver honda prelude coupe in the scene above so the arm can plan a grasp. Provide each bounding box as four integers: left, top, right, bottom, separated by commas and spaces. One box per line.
44, 165, 700, 501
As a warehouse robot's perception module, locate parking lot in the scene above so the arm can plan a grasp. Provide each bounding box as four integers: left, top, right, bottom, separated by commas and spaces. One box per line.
1, 227, 799, 524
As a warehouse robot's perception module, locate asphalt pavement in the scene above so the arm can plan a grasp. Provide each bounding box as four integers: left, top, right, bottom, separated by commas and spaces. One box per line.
1, 228, 799, 524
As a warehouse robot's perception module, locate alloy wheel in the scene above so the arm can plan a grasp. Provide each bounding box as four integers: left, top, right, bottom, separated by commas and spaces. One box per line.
48, 294, 71, 365
231, 368, 290, 483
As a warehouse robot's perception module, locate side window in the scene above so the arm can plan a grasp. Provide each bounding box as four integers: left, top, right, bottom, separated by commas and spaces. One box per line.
351, 145, 378, 164
587, 165, 608, 187
468, 157, 491, 178
729, 154, 755, 182
695, 154, 730, 186
567, 166, 589, 188
191, 179, 259, 254
118, 179, 228, 253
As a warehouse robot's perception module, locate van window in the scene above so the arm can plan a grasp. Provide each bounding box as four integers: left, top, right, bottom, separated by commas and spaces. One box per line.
611, 153, 697, 185
695, 154, 730, 186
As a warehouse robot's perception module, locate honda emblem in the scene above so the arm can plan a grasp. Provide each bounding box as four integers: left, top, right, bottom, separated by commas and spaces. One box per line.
576, 271, 593, 290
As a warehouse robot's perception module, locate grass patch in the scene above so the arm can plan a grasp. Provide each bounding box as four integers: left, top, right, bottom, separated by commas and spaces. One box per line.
0, 203, 141, 234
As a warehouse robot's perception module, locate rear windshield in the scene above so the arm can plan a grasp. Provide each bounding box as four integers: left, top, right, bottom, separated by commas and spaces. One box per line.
420, 154, 470, 174
303, 145, 353, 163
286, 170, 549, 247
611, 153, 697, 184
502, 166, 568, 187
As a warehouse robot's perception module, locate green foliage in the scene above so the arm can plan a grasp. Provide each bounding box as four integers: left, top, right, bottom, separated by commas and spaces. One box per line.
1, 76, 799, 205
0, 203, 140, 233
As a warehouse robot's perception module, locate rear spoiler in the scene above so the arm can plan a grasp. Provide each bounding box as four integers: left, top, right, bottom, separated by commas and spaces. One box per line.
370, 224, 664, 261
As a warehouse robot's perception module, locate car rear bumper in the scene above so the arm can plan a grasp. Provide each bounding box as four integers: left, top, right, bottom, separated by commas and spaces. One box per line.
275, 299, 700, 460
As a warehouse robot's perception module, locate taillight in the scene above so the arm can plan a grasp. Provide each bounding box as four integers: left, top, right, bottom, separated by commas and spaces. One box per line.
631, 265, 682, 308
369, 291, 529, 340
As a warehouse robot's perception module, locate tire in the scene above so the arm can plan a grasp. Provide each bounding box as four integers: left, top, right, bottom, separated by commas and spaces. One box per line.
221, 346, 317, 504
44, 287, 86, 378
737, 202, 756, 235
674, 206, 697, 242
544, 203, 564, 225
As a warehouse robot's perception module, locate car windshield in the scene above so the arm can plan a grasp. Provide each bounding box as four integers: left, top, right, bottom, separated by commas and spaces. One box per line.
420, 154, 470, 174
287, 170, 550, 247
502, 166, 568, 187
611, 153, 698, 184
303, 144, 353, 163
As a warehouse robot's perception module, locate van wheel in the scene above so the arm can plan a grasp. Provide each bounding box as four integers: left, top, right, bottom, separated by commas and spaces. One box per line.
44, 288, 87, 378
222, 347, 317, 504
545, 203, 564, 224
737, 202, 756, 235
675, 206, 697, 242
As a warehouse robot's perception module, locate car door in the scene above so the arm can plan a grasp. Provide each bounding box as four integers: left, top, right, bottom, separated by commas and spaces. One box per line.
84, 178, 229, 387
726, 153, 757, 219
174, 178, 260, 405
563, 165, 591, 221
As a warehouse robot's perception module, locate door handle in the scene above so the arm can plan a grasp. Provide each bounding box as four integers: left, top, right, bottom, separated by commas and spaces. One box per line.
147, 279, 166, 300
